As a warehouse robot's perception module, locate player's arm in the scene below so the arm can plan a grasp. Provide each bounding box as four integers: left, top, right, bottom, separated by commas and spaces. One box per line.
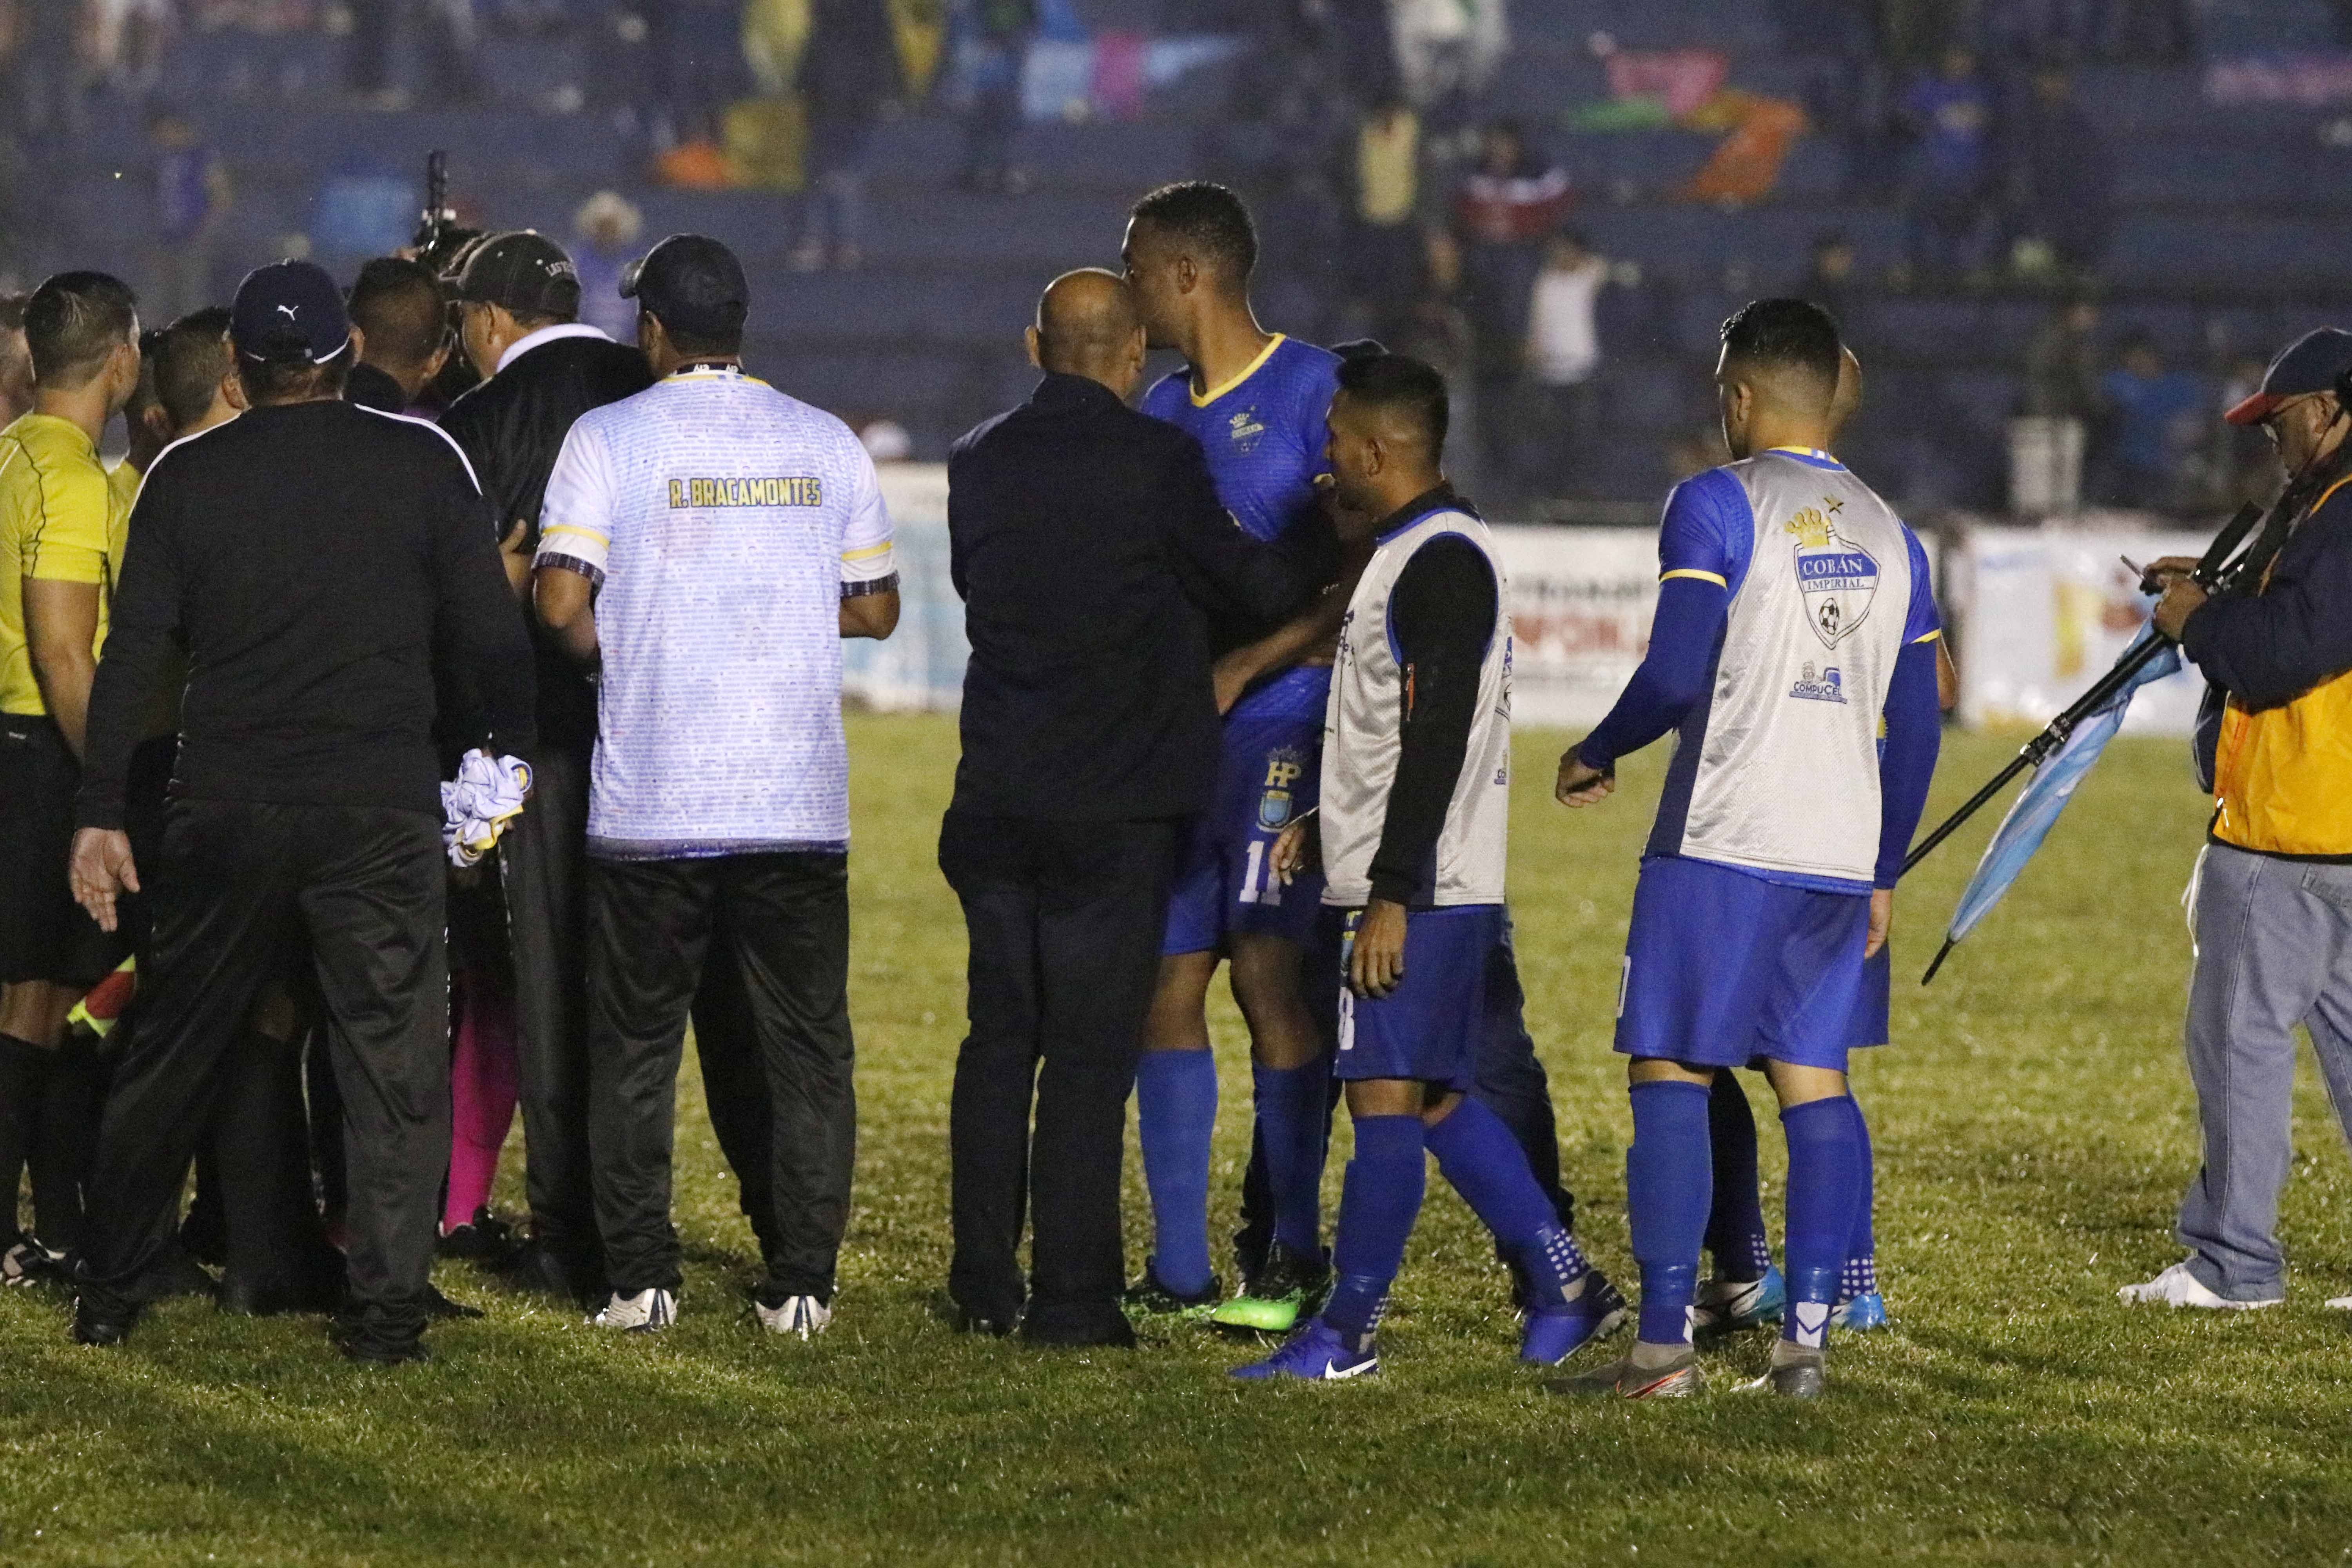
1872, 636, 1943, 953
1158, 437, 1309, 639
1209, 534, 1368, 715
1557, 471, 1743, 806
532, 421, 613, 665
1353, 537, 1495, 1000
24, 578, 100, 759
838, 441, 900, 639
71, 479, 188, 929
428, 451, 538, 759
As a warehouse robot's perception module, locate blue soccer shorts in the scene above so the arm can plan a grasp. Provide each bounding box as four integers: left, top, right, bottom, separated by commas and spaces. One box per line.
1160, 706, 1325, 958
1333, 904, 1505, 1088
1615, 855, 1871, 1072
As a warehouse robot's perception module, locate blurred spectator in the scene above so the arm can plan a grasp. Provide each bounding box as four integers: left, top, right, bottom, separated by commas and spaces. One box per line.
792, 0, 902, 271
345, 0, 399, 103
2096, 332, 2202, 511
1348, 94, 1422, 343
2006, 67, 2114, 279
2023, 298, 2102, 421
2011, 297, 2103, 515
1898, 47, 1993, 282
859, 417, 911, 461
0, 292, 28, 425
419, 0, 483, 107
1451, 119, 1569, 497
954, 0, 1033, 195
82, 0, 174, 98
1521, 229, 1606, 497
148, 109, 232, 323
571, 190, 643, 342
2213, 353, 2278, 509
1391, 0, 1504, 121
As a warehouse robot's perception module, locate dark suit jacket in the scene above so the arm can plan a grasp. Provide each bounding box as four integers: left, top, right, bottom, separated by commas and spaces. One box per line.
947, 372, 1304, 821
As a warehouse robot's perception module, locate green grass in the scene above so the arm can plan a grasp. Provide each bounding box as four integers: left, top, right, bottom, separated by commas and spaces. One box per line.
8, 714, 2352, 1566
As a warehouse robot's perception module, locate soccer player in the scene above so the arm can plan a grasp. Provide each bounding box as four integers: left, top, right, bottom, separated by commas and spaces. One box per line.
1550, 300, 1940, 1399
1690, 345, 1891, 1338
1118, 181, 1348, 1325
1233, 352, 1610, 1380
0, 273, 143, 1283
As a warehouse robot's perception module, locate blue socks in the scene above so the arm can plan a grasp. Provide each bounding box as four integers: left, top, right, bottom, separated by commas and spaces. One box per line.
1251, 1061, 1330, 1258
1781, 1094, 1865, 1348
1136, 1049, 1218, 1296
1322, 1115, 1425, 1341
1626, 1080, 1711, 1346
1426, 1096, 1590, 1307
1843, 1097, 1878, 1300
1704, 1069, 1772, 1282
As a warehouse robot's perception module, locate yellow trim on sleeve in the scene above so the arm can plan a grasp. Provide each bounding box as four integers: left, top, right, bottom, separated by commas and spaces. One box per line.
2313, 474, 2352, 515
1659, 568, 1727, 586
539, 523, 611, 545
1189, 334, 1287, 407
840, 541, 894, 563
1911, 628, 1943, 643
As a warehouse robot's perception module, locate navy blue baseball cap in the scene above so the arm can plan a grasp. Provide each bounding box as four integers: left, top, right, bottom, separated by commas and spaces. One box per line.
230, 260, 352, 365
2226, 327, 2352, 425
620, 234, 748, 340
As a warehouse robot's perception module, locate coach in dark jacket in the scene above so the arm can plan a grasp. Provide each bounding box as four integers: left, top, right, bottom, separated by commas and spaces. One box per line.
66, 261, 535, 1363
942, 269, 1302, 1346
438, 230, 653, 1303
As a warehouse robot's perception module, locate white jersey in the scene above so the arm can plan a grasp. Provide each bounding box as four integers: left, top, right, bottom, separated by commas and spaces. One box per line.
1645, 448, 1938, 888
1321, 502, 1511, 908
535, 365, 896, 859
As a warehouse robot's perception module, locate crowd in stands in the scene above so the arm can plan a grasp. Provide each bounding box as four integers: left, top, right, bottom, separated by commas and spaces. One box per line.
0, 0, 2343, 516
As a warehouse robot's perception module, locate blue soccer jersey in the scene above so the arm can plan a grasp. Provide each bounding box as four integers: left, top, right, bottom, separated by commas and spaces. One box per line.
1140, 333, 1340, 550
1144, 333, 1341, 955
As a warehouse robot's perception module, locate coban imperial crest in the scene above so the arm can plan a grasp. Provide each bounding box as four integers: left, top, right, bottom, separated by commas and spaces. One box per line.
1783, 496, 1878, 650
668, 475, 824, 508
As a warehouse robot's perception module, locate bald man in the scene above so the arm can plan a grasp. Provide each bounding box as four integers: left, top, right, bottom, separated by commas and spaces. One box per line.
940, 269, 1305, 1346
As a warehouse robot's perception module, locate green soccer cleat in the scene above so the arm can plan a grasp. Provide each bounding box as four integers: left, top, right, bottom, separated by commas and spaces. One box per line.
1121, 1260, 1223, 1322
1210, 1240, 1331, 1333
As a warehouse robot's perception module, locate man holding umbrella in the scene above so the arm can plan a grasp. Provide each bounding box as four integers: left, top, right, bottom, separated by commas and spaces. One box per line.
2122, 328, 2352, 1312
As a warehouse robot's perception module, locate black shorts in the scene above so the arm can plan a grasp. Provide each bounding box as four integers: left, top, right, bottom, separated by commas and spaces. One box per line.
0, 713, 125, 987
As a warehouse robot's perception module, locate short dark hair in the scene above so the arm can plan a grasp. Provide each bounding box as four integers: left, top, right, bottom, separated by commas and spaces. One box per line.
24, 271, 138, 388
1719, 298, 1842, 394
1129, 181, 1258, 284
1336, 350, 1449, 455
239, 340, 353, 404
643, 307, 743, 359
0, 293, 27, 334
127, 328, 164, 419
348, 258, 447, 373
154, 307, 234, 431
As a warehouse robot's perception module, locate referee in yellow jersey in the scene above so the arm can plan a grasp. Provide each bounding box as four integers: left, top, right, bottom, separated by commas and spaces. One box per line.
0, 271, 142, 1275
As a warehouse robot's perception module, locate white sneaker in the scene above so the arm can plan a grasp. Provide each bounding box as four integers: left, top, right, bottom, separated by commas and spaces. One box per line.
589, 1287, 677, 1331
2116, 1260, 2280, 1310
755, 1294, 832, 1339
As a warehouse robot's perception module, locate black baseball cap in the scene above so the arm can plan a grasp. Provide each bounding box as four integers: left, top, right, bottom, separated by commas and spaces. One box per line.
2226, 327, 2352, 425
621, 234, 748, 340
230, 260, 352, 364
450, 230, 581, 318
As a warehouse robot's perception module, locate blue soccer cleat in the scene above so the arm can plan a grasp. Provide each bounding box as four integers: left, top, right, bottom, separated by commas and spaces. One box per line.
1520, 1269, 1628, 1365
1230, 1318, 1379, 1382
1831, 1290, 1887, 1330
1692, 1265, 1786, 1332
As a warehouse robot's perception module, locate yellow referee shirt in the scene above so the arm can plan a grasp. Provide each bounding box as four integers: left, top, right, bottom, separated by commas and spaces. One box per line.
0, 412, 132, 717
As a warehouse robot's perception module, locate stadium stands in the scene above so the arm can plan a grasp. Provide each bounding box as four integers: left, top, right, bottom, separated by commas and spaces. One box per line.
3, 1, 2347, 512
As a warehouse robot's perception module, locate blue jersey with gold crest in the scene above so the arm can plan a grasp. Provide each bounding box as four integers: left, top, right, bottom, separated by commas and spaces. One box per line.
1142, 334, 1341, 724
1141, 334, 1339, 545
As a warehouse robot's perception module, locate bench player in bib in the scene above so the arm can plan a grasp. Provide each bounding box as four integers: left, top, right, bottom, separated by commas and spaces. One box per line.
1233, 353, 1615, 1380
1551, 301, 1940, 1399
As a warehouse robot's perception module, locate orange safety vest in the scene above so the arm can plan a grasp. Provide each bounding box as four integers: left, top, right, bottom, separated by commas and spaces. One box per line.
2210, 475, 2352, 858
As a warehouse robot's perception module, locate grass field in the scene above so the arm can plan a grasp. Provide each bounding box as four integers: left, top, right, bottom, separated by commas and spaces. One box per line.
6, 714, 2352, 1566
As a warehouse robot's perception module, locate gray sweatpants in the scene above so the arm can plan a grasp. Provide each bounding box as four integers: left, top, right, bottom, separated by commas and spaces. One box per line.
2176, 843, 2352, 1300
